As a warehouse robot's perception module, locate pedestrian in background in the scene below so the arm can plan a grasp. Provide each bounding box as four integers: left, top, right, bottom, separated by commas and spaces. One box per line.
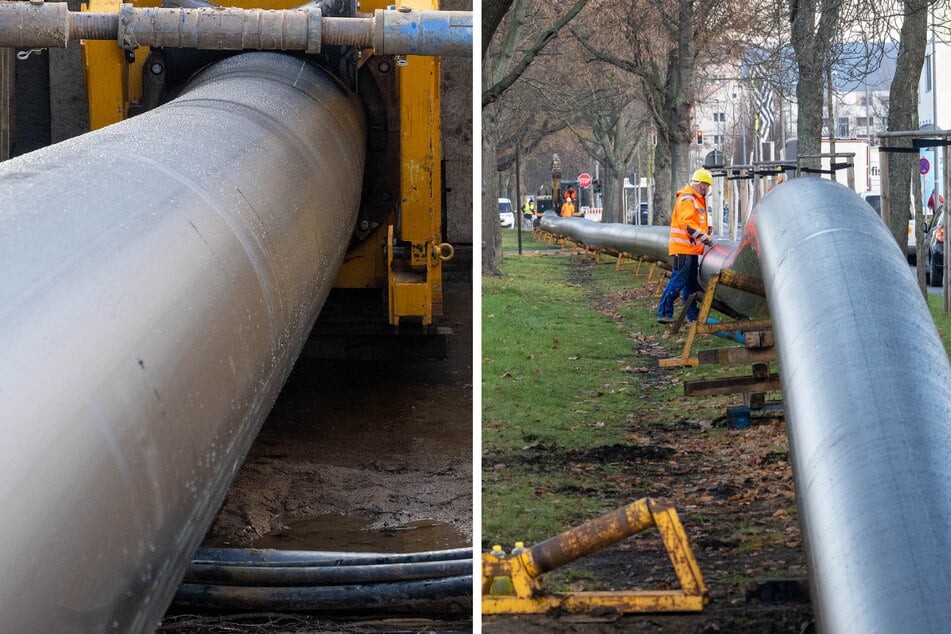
657, 168, 715, 324
560, 196, 575, 218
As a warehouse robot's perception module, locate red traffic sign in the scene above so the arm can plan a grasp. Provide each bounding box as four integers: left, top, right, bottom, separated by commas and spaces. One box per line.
578, 173, 592, 188
920, 157, 931, 175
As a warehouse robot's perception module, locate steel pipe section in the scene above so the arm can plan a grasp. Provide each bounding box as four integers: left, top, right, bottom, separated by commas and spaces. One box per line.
538, 213, 767, 318
0, 1, 473, 57
752, 179, 951, 633
539, 212, 671, 262
0, 52, 365, 632
541, 181, 951, 631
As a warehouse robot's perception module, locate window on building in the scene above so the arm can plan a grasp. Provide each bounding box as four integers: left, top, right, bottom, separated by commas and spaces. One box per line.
714, 112, 726, 123
837, 117, 850, 138
713, 134, 723, 145
859, 96, 868, 107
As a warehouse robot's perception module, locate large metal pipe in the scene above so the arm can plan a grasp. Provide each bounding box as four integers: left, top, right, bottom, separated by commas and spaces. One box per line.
0, 51, 366, 632
752, 179, 951, 633
538, 212, 767, 318
540, 179, 951, 632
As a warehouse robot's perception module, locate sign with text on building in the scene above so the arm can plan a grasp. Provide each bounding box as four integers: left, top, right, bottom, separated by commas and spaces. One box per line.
578, 173, 592, 188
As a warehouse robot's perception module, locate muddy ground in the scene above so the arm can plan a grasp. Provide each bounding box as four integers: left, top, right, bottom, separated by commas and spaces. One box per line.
483, 257, 814, 634
160, 273, 473, 633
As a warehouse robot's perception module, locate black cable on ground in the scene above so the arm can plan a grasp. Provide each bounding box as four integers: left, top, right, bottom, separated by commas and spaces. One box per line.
173, 575, 473, 612
192, 546, 472, 567
184, 559, 472, 586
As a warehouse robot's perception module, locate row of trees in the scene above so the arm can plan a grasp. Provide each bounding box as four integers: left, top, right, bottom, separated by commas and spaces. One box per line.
482, 0, 947, 274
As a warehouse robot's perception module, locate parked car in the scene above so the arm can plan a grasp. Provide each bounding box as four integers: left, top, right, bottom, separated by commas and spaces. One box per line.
626, 202, 649, 225
498, 198, 514, 228
925, 206, 945, 286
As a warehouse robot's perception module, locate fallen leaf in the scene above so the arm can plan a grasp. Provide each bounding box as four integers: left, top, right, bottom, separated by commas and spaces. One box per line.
621, 366, 649, 374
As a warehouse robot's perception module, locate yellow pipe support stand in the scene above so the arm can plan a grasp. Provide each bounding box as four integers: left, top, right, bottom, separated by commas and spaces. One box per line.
482, 497, 708, 615
659, 269, 772, 367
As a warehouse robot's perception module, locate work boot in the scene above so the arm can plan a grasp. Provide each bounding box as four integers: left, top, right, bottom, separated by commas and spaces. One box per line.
657, 316, 675, 324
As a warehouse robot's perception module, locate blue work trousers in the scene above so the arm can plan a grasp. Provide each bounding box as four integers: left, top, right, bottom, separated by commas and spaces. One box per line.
658, 254, 700, 321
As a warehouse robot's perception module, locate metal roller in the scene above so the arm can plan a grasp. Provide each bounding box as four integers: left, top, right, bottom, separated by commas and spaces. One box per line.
0, 52, 366, 632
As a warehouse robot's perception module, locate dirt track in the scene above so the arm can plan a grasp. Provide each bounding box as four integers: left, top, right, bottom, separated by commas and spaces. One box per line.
483, 257, 814, 633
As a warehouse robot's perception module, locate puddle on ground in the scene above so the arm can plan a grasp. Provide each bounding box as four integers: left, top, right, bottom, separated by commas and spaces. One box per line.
251, 515, 470, 553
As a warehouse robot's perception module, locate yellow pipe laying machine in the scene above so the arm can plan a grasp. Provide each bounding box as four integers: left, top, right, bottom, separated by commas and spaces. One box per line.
0, 0, 470, 630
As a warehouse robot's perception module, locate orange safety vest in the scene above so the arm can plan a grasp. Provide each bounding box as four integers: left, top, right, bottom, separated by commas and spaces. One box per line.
668, 185, 709, 256
561, 200, 575, 218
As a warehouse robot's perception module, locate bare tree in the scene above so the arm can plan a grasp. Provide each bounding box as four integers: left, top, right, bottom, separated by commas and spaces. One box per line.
483, 0, 516, 56
788, 0, 847, 172
482, 0, 593, 274
573, 0, 746, 223
562, 83, 648, 224
886, 0, 930, 271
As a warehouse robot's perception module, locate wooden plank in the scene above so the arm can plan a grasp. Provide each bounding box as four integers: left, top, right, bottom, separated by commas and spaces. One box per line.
684, 372, 781, 397
697, 318, 772, 335
697, 347, 777, 365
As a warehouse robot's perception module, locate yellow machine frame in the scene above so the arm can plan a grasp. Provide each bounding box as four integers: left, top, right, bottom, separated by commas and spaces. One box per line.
80, 0, 448, 328
482, 498, 708, 615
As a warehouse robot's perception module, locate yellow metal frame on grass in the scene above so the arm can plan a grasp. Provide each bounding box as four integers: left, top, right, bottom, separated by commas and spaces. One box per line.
482, 497, 708, 615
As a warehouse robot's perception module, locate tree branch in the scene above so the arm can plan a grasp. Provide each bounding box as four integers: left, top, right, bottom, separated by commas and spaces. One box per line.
482, 0, 592, 108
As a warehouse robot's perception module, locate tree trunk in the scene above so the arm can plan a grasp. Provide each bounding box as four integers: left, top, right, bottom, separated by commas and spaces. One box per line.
601, 163, 620, 224
483, 100, 502, 275
790, 0, 842, 174
887, 0, 928, 264
668, 0, 696, 199
653, 137, 673, 225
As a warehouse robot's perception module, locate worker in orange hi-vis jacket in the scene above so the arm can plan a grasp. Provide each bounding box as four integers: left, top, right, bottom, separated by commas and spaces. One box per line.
657, 168, 715, 324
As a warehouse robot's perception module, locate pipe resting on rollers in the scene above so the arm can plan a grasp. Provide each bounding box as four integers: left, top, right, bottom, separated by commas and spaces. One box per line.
542, 178, 951, 633
0, 52, 365, 632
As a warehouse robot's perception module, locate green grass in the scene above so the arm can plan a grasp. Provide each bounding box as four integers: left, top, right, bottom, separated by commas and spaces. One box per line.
482, 251, 735, 544
927, 294, 951, 354
500, 225, 552, 251
483, 251, 951, 548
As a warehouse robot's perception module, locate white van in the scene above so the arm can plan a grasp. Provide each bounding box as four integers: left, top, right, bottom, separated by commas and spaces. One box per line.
498, 198, 514, 228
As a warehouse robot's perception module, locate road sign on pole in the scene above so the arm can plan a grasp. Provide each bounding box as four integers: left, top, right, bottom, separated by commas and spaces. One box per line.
578, 173, 592, 188
920, 157, 931, 175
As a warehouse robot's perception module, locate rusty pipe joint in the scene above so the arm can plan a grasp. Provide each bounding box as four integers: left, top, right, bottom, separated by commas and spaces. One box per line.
521, 498, 657, 578
371, 8, 472, 57
0, 1, 472, 57
0, 0, 68, 48
116, 4, 323, 53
